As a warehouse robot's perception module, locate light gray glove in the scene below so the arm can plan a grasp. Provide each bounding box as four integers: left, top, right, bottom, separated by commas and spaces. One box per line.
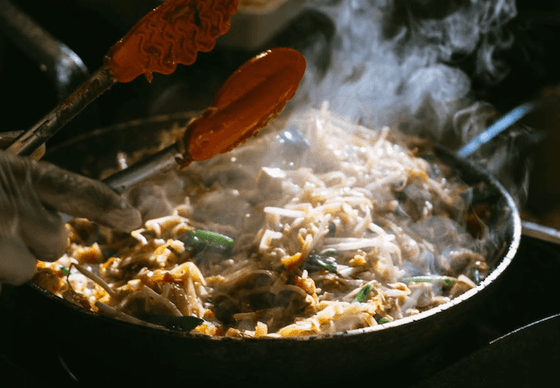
0, 150, 142, 288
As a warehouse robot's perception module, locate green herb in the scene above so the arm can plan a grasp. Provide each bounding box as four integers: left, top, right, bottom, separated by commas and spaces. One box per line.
303, 255, 337, 273
59, 265, 71, 276
378, 317, 391, 324
181, 229, 234, 256
354, 284, 372, 303
302, 249, 338, 273
317, 258, 337, 273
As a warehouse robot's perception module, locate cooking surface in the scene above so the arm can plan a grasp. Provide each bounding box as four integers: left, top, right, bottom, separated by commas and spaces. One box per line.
1, 0, 560, 386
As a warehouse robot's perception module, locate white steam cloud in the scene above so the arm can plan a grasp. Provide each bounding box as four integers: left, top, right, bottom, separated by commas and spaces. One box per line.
298, 0, 529, 202
302, 0, 517, 141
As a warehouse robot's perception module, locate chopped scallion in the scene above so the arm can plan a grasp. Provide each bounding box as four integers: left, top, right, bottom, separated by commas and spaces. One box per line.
180, 229, 234, 256
302, 253, 338, 273
59, 265, 70, 276
354, 284, 372, 303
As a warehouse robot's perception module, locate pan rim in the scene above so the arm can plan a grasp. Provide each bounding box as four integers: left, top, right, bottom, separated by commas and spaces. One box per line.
29, 114, 522, 342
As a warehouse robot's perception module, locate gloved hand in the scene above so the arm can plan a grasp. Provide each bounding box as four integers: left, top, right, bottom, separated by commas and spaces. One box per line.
0, 150, 142, 289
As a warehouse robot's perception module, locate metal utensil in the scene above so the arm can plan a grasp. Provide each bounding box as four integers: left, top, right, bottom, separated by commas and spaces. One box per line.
102, 142, 183, 194
5, 66, 115, 157
0, 130, 45, 160
5, 0, 238, 157
458, 101, 539, 158
102, 47, 307, 194
520, 221, 560, 245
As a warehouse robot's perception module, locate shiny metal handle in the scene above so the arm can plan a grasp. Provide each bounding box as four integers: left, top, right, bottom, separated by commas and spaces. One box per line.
5, 65, 116, 157
102, 142, 184, 194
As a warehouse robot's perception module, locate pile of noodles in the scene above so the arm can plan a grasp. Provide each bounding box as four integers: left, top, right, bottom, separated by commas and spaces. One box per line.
34, 103, 489, 337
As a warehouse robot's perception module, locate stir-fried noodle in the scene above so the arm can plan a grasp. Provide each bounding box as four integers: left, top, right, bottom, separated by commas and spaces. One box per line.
35, 104, 489, 337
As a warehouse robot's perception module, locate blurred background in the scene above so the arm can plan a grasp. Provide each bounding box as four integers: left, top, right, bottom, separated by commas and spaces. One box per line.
1, 0, 560, 386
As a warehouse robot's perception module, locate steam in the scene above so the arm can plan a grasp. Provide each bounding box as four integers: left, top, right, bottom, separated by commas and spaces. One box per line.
128, 0, 529, 218
297, 0, 528, 201
303, 0, 517, 132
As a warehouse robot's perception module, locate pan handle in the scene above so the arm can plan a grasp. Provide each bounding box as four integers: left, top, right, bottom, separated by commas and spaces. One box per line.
521, 221, 560, 246
457, 101, 539, 158
456, 98, 560, 245
0, 0, 90, 101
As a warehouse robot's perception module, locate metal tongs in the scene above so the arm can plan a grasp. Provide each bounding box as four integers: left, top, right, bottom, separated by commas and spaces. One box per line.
3, 0, 237, 158
1, 0, 232, 180
3, 0, 306, 198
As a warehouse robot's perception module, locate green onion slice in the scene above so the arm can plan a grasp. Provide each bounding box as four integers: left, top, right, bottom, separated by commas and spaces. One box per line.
354, 284, 372, 303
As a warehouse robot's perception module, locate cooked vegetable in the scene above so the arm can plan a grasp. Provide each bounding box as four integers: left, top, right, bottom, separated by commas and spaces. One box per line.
354, 284, 373, 303
59, 265, 70, 276
180, 229, 234, 256
302, 250, 338, 273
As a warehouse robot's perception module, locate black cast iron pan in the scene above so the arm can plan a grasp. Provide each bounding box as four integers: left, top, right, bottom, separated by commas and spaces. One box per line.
17, 113, 521, 386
